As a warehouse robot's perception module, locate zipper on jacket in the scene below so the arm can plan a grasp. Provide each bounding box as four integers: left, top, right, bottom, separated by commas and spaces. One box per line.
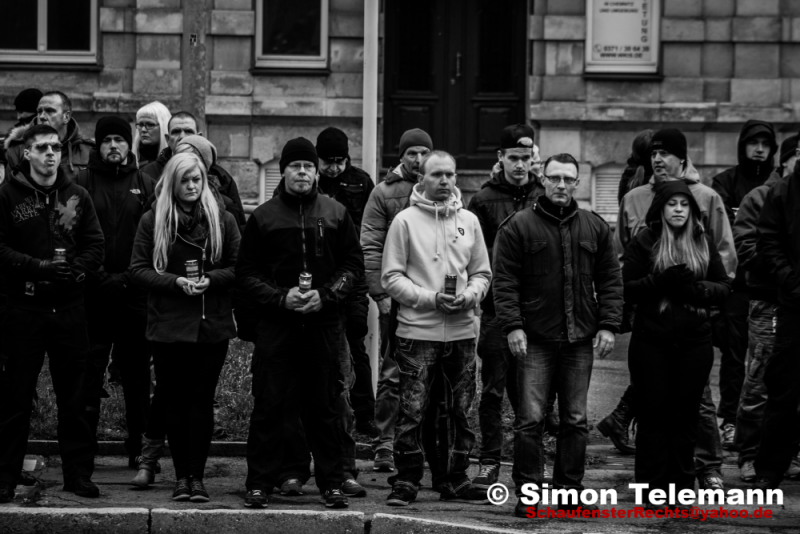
299, 203, 308, 272
331, 273, 347, 293
316, 219, 324, 257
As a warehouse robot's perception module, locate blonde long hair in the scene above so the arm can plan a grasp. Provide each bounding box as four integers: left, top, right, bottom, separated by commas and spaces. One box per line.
132, 101, 171, 164
153, 153, 223, 274
652, 200, 709, 314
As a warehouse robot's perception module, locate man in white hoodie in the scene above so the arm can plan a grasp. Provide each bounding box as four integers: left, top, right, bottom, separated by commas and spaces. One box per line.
381, 150, 492, 507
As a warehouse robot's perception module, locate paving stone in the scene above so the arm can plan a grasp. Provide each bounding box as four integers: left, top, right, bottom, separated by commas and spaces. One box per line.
151, 509, 365, 534
0, 508, 149, 534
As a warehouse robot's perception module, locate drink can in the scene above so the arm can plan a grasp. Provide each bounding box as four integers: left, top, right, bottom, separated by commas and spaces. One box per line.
53, 248, 66, 262
444, 274, 457, 296
185, 260, 200, 283
299, 272, 312, 293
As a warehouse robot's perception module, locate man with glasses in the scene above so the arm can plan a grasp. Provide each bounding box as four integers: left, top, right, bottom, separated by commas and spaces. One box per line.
0, 124, 104, 502
493, 153, 623, 517
4, 91, 94, 181
237, 137, 363, 509
467, 124, 543, 489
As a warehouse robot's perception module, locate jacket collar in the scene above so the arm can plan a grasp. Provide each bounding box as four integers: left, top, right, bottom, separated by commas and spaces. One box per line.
277, 177, 319, 207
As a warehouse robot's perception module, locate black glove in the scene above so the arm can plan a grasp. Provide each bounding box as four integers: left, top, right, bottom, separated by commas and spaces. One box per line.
676, 281, 706, 303
38, 260, 72, 282
655, 264, 691, 289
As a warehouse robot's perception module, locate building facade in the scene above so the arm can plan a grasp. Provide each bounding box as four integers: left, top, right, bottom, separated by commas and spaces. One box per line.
1, 0, 798, 220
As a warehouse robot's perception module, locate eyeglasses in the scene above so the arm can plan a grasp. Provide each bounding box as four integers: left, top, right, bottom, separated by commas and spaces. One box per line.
288, 162, 317, 172
544, 174, 578, 185
30, 142, 62, 153
135, 122, 158, 131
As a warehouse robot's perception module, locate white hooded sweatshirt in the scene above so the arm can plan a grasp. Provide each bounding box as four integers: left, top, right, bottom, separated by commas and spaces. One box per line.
381, 183, 491, 342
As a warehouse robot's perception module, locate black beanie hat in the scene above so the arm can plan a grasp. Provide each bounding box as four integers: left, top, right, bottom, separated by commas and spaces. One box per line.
780, 134, 799, 165
280, 137, 319, 174
95, 116, 133, 147
499, 123, 535, 150
316, 127, 349, 159
651, 128, 687, 161
14, 88, 43, 114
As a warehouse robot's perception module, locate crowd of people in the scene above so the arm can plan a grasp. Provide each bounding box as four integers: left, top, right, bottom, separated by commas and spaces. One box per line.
0, 87, 798, 517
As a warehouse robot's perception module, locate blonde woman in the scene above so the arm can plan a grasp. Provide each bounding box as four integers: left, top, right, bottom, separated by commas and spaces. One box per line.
130, 152, 240, 502
132, 101, 171, 167
622, 180, 730, 499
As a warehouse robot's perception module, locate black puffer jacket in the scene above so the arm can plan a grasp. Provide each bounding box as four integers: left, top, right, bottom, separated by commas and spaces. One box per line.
236, 179, 364, 328
467, 169, 543, 315
493, 195, 623, 342
0, 163, 104, 312
318, 163, 375, 233
756, 162, 800, 309
623, 181, 731, 342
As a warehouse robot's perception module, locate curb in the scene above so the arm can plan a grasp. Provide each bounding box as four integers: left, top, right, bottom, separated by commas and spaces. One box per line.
151, 508, 365, 534
0, 507, 150, 534
370, 514, 529, 534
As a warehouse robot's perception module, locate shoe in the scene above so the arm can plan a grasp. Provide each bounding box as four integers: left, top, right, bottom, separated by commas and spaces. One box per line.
439, 484, 490, 505
172, 478, 192, 501
130, 455, 162, 474
190, 479, 210, 502
544, 464, 552, 479
138, 436, 165, 477
319, 487, 349, 508
740, 461, 756, 482
373, 449, 395, 472
341, 478, 367, 497
244, 489, 269, 508
280, 478, 304, 496
785, 456, 800, 479
63, 476, 100, 498
0, 482, 13, 504
597, 400, 636, 455
721, 423, 736, 451
753, 476, 777, 491
130, 467, 155, 488
700, 474, 724, 491
515, 499, 535, 518
471, 463, 500, 489
356, 420, 380, 439
386, 483, 417, 506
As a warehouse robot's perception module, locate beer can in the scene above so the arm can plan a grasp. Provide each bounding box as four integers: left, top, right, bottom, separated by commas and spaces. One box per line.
54, 248, 66, 262
185, 260, 200, 283
299, 272, 312, 293
444, 274, 457, 296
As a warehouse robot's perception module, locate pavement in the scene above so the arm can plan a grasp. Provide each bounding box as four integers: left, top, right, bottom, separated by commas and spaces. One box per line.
3, 335, 800, 533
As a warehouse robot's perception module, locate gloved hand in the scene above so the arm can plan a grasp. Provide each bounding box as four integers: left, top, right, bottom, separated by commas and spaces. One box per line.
38, 259, 72, 282
676, 281, 705, 303
654, 263, 691, 288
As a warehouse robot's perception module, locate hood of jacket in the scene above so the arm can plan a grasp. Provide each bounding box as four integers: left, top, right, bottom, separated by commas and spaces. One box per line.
384, 164, 418, 185
10, 161, 70, 194
86, 148, 138, 176
483, 166, 541, 197
650, 156, 702, 185
409, 183, 465, 261
737, 120, 777, 178
645, 179, 704, 232
4, 121, 33, 150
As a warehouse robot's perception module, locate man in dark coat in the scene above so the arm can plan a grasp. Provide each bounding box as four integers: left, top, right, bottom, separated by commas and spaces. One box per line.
711, 120, 778, 450
467, 123, 543, 488
0, 124, 104, 502
75, 116, 155, 466
493, 153, 623, 517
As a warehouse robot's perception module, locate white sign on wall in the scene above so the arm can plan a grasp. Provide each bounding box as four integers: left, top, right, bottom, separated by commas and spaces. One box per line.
585, 0, 661, 74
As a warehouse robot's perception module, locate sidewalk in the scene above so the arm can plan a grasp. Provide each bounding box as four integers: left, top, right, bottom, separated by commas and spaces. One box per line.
2, 441, 799, 533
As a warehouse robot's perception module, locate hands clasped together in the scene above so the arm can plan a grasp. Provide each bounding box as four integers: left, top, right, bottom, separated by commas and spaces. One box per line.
176, 276, 210, 296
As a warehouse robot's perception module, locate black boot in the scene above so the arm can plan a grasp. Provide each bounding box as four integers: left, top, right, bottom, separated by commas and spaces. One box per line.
597, 399, 636, 454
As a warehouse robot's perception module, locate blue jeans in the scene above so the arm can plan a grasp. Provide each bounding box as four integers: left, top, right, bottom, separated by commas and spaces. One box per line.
736, 300, 777, 465
393, 336, 477, 492
513, 340, 593, 493
372, 311, 399, 453
694, 383, 724, 479
477, 313, 518, 464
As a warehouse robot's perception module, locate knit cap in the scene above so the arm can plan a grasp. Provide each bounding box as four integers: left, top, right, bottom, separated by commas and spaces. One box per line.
178, 135, 218, 171
14, 88, 43, 113
280, 137, 318, 174
780, 134, 799, 165
316, 127, 349, 159
399, 128, 433, 157
95, 116, 133, 147
651, 128, 687, 161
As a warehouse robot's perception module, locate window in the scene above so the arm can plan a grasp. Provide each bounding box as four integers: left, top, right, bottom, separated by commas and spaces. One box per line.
592, 165, 624, 226
0, 0, 98, 64
255, 0, 329, 70
585, 0, 660, 75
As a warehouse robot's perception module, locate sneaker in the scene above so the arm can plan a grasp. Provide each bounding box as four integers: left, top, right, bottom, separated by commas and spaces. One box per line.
172, 478, 192, 501
280, 478, 304, 496
515, 498, 535, 518
597, 400, 636, 455
63, 476, 100, 498
700, 474, 724, 491
0, 482, 13, 504
785, 456, 800, 479
721, 423, 736, 450
471, 463, 500, 489
244, 489, 268, 508
386, 483, 417, 506
319, 487, 349, 508
373, 449, 395, 472
439, 484, 490, 505
341, 478, 367, 497
544, 464, 552, 479
189, 479, 210, 503
740, 461, 756, 482
356, 420, 380, 439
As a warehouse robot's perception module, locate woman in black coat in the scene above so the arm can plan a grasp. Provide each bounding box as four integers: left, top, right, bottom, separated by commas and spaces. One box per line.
622, 180, 731, 498
130, 152, 240, 502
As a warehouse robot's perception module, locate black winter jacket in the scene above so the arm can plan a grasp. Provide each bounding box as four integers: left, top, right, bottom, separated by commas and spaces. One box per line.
467, 169, 543, 315
756, 163, 800, 309
130, 204, 240, 343
0, 163, 104, 312
4, 118, 94, 181
318, 163, 375, 233
493, 196, 623, 342
733, 171, 782, 303
236, 180, 364, 328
